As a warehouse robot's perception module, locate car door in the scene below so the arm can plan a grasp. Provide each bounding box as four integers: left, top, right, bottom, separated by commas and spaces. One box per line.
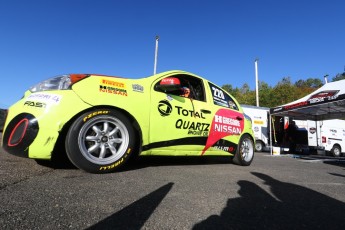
148, 74, 213, 154
201, 81, 245, 155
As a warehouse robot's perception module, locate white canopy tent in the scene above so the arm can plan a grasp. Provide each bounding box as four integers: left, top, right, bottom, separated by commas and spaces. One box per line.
270, 79, 345, 121
269, 79, 345, 154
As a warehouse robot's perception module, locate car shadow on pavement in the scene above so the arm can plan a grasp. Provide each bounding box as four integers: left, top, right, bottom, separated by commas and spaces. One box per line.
193, 172, 345, 229
86, 182, 174, 230
122, 156, 234, 172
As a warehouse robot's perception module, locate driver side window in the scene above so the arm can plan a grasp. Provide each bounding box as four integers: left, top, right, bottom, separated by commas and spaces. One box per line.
154, 74, 206, 102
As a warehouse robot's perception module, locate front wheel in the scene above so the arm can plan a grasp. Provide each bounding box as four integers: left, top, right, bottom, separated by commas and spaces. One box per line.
233, 134, 254, 166
65, 109, 137, 173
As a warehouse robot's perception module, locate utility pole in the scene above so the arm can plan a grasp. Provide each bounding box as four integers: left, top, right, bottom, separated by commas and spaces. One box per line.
153, 35, 159, 75
255, 58, 259, 107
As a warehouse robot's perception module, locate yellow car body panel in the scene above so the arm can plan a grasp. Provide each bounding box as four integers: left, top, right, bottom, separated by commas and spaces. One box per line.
2, 70, 254, 170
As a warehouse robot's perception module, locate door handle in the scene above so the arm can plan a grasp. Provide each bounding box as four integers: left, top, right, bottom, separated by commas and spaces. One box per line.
236, 116, 243, 121
201, 109, 211, 114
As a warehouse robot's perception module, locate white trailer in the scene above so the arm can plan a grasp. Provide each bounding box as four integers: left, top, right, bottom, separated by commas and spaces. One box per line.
241, 105, 270, 152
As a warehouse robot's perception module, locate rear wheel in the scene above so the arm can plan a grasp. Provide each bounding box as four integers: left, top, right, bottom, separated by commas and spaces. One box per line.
331, 145, 341, 157
65, 109, 137, 173
233, 134, 254, 166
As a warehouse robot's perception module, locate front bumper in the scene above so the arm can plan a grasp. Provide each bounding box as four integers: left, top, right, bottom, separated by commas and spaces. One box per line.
2, 90, 91, 159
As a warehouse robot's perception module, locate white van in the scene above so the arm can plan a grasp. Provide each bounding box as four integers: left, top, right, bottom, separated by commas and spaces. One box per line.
294, 119, 345, 157
319, 120, 345, 157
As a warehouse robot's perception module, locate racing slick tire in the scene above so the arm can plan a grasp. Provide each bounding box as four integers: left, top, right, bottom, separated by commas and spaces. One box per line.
65, 109, 137, 173
233, 134, 254, 166
330, 145, 342, 157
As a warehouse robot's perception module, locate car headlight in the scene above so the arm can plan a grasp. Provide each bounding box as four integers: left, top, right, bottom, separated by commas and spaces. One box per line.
30, 74, 88, 93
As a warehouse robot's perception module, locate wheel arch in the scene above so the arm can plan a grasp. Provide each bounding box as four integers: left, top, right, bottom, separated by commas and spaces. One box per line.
332, 143, 341, 151
232, 132, 255, 166
241, 132, 255, 145
52, 105, 143, 163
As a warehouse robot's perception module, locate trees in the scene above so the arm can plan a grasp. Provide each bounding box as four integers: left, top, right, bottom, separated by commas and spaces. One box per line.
222, 73, 344, 108
332, 72, 345, 82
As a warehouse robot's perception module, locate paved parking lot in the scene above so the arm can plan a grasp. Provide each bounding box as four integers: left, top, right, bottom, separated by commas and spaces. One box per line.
1, 133, 345, 229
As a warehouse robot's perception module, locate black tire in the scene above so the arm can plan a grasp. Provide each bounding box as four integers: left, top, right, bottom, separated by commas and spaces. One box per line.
233, 134, 254, 166
255, 140, 264, 152
331, 145, 341, 157
65, 109, 137, 173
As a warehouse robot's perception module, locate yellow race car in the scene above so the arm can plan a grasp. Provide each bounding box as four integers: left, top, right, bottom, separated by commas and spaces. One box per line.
2, 70, 255, 173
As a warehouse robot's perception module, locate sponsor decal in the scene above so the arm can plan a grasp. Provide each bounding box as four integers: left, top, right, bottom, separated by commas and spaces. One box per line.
99, 85, 127, 96
202, 109, 244, 155
132, 84, 144, 93
212, 145, 235, 152
27, 93, 62, 104
254, 120, 264, 125
100, 79, 125, 88
157, 101, 211, 136
210, 85, 229, 108
24, 101, 46, 108
208, 82, 238, 109
309, 127, 316, 134
308, 90, 339, 104
284, 101, 308, 110
157, 101, 207, 119
175, 119, 210, 136
330, 129, 337, 134
83, 110, 110, 122
99, 157, 124, 171
283, 90, 340, 110
158, 100, 173, 116
175, 106, 206, 119
272, 107, 283, 112
174, 106, 210, 136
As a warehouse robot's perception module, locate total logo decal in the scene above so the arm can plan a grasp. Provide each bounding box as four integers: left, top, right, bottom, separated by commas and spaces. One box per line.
202, 109, 244, 155
158, 100, 173, 116
157, 100, 210, 136
157, 100, 206, 118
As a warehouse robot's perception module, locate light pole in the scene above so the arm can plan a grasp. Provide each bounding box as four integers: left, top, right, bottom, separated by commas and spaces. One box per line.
255, 58, 259, 107
153, 35, 159, 75
324, 74, 328, 84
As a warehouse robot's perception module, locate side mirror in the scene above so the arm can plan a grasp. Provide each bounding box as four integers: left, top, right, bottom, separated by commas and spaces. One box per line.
156, 77, 181, 92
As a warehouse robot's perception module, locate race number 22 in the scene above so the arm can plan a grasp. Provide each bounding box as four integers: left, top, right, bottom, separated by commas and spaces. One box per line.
212, 87, 225, 99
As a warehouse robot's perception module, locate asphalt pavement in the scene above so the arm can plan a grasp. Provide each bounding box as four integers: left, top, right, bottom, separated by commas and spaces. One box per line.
1, 133, 345, 229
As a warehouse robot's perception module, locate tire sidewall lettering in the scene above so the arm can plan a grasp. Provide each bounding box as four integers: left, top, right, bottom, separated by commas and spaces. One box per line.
66, 109, 136, 173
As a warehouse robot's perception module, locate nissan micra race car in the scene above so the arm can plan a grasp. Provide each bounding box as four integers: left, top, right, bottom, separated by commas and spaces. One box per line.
2, 70, 255, 173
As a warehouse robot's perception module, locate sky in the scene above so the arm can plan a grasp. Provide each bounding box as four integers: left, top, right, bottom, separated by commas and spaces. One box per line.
0, 0, 344, 108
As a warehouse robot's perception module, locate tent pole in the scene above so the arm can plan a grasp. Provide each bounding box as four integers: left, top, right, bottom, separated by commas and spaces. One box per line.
269, 113, 273, 155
